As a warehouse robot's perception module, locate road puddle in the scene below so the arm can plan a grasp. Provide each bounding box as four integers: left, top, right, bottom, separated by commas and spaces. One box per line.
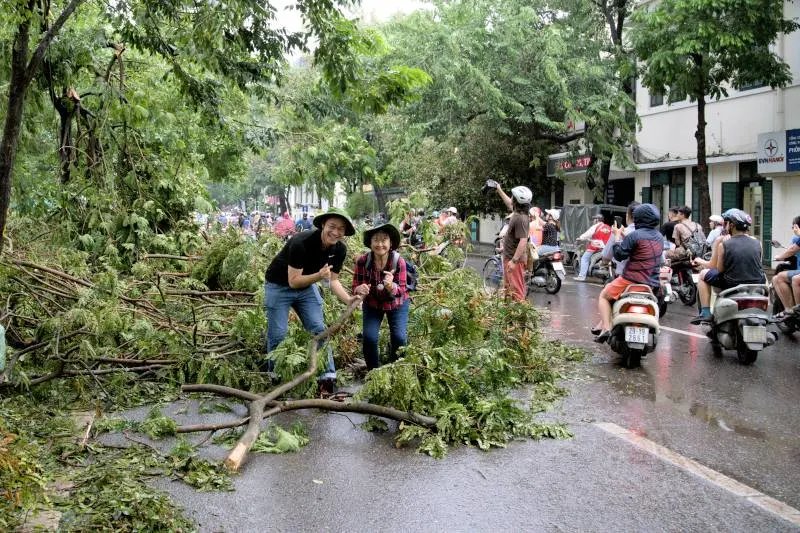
687, 402, 766, 440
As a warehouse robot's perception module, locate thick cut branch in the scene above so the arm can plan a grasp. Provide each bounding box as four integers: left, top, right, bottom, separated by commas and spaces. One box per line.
174, 395, 436, 434
181, 296, 434, 471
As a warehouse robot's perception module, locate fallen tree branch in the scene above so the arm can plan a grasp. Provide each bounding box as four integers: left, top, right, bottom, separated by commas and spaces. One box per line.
141, 254, 202, 261
61, 364, 167, 376
93, 357, 178, 366
8, 260, 93, 288
174, 397, 436, 434
163, 290, 255, 297
178, 295, 437, 472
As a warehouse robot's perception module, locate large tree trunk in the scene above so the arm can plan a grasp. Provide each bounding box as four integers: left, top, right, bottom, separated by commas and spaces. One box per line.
371, 176, 386, 214
695, 95, 711, 232
0, 0, 85, 252
0, 4, 35, 254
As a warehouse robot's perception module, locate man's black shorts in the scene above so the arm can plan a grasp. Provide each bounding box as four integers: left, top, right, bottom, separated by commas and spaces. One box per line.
703, 268, 737, 291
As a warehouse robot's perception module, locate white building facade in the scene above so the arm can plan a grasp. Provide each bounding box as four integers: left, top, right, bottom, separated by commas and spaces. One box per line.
632, 0, 800, 263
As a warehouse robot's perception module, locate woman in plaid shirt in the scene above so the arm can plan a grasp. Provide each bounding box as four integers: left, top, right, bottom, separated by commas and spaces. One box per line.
352, 223, 410, 370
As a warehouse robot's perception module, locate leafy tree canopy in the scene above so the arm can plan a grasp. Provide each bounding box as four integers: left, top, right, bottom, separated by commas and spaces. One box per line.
366, 0, 635, 213
631, 0, 799, 101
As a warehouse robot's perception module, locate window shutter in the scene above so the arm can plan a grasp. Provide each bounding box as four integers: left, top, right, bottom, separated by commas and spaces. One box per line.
641, 187, 651, 204
762, 180, 772, 264
721, 182, 738, 213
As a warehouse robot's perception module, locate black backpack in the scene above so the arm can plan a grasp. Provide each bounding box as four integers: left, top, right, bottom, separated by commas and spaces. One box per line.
365, 251, 418, 291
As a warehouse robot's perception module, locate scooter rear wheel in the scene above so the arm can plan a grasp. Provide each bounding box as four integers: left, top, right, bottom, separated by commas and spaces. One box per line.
735, 331, 759, 365
678, 274, 697, 306
623, 347, 644, 369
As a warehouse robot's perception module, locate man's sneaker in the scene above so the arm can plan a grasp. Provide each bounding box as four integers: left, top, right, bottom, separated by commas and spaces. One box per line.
573, 276, 586, 282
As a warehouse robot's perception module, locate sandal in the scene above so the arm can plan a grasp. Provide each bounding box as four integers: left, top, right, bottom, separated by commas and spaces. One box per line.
320, 390, 351, 402
773, 310, 789, 321
590, 326, 602, 336
594, 330, 611, 343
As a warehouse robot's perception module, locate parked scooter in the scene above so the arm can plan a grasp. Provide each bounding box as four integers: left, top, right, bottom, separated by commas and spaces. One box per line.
607, 284, 661, 368
768, 240, 799, 335
527, 250, 567, 295
706, 284, 778, 364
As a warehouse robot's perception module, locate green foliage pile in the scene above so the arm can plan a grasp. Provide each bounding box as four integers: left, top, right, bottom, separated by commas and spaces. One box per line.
0, 392, 224, 531
1, 222, 583, 526
356, 269, 581, 457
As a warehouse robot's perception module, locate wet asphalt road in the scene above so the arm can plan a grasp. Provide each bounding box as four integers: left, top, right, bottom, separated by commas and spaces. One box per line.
144, 256, 800, 532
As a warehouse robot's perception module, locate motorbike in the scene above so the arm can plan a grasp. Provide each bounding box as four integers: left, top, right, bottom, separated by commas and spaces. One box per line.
607, 284, 661, 368
527, 250, 567, 295
668, 257, 699, 306
575, 238, 615, 283
707, 284, 778, 364
768, 240, 799, 335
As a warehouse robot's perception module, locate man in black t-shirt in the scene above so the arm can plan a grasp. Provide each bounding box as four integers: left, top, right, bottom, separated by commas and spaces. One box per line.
661, 206, 680, 245
264, 208, 358, 391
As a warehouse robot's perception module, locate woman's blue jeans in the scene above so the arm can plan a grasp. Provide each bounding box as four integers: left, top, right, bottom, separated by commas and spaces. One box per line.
264, 282, 335, 380
579, 250, 593, 277
362, 299, 410, 370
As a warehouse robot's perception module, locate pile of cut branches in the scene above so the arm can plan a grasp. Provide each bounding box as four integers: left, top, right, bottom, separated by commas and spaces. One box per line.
1, 227, 582, 528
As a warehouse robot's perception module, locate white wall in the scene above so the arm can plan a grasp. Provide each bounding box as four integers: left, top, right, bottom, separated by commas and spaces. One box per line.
637, 90, 775, 161
771, 176, 800, 249
477, 215, 504, 244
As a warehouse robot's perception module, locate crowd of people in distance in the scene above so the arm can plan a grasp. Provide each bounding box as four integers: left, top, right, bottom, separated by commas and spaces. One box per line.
197, 209, 318, 240
485, 178, 798, 344
208, 190, 800, 392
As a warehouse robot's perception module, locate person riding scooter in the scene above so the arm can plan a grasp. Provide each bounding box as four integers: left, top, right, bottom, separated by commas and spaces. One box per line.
771, 215, 800, 317
691, 209, 766, 324
574, 213, 612, 281
593, 204, 664, 343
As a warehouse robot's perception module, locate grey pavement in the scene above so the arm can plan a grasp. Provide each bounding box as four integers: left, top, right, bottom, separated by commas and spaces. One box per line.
131, 256, 800, 532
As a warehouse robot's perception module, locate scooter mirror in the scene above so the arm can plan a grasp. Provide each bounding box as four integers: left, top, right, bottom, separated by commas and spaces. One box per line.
770, 240, 783, 248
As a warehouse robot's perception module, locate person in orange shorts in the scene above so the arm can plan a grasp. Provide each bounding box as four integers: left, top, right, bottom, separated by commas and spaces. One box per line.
487, 181, 533, 302
593, 203, 664, 343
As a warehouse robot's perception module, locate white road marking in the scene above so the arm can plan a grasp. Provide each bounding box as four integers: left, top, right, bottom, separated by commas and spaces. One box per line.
595, 422, 800, 526
660, 325, 708, 339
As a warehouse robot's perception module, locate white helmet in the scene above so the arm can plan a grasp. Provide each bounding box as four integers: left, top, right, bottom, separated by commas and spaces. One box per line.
511, 186, 533, 204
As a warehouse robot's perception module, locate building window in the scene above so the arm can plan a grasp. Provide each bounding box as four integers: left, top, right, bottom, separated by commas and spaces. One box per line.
738, 81, 765, 91
650, 91, 664, 107
739, 161, 759, 180
669, 85, 687, 103
669, 169, 686, 206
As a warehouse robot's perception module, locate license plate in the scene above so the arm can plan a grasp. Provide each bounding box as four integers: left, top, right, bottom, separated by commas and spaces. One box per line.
625, 326, 649, 344
553, 262, 566, 279
691, 273, 700, 284
742, 325, 767, 344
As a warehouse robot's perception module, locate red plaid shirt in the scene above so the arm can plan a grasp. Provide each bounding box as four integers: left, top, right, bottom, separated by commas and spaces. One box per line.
352, 252, 409, 311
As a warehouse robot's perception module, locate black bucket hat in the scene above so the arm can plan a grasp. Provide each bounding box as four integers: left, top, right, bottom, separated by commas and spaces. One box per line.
313, 207, 356, 236
363, 223, 401, 250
